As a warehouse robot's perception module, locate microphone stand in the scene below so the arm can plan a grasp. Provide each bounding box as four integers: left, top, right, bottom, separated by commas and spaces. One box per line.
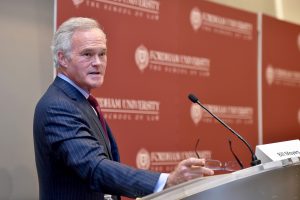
188, 94, 261, 166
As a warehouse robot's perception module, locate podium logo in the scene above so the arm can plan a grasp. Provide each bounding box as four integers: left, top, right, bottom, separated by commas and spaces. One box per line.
190, 7, 202, 31
136, 148, 151, 170
265, 64, 300, 87
190, 103, 203, 125
266, 65, 275, 85
134, 44, 210, 76
190, 103, 254, 125
137, 150, 211, 172
99, 97, 160, 122
135, 45, 149, 72
72, 0, 84, 7
189, 9, 253, 40
86, 0, 160, 21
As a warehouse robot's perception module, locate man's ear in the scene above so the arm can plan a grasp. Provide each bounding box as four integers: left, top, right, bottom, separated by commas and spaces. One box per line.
57, 51, 69, 68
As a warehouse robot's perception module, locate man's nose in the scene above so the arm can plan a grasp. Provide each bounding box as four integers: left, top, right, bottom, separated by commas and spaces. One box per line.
92, 55, 101, 65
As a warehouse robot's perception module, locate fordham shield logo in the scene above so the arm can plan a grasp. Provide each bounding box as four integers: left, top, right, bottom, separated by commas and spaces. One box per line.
190, 7, 202, 31
266, 65, 274, 85
135, 45, 149, 72
190, 103, 203, 125
136, 148, 150, 170
72, 0, 84, 7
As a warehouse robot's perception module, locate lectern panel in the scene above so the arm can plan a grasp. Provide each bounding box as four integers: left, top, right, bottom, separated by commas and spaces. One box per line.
185, 164, 300, 200
141, 159, 300, 200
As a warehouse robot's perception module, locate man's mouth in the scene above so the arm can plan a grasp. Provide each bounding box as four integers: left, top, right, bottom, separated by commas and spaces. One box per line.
89, 72, 101, 75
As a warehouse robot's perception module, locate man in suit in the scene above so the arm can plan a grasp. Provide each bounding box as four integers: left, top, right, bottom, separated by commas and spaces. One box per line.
33, 17, 214, 200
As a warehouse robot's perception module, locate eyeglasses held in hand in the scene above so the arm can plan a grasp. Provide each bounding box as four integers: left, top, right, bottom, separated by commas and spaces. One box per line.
194, 138, 244, 172
204, 159, 241, 171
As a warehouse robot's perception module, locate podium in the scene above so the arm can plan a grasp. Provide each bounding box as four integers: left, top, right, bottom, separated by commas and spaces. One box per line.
140, 157, 300, 200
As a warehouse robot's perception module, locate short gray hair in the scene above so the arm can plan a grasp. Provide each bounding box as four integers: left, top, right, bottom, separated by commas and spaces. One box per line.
51, 17, 105, 68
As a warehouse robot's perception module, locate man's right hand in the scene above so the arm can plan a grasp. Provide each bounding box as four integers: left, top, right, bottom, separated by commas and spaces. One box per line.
164, 158, 214, 189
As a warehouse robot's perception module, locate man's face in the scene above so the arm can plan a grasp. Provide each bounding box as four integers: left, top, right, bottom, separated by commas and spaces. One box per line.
59, 28, 107, 92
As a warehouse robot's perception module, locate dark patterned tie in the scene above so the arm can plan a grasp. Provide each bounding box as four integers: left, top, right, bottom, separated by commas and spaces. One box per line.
87, 95, 109, 141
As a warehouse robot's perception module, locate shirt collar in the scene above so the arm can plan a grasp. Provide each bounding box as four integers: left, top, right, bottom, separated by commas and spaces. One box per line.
57, 73, 89, 99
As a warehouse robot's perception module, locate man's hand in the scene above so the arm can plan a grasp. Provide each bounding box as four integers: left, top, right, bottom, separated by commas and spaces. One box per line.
164, 158, 214, 189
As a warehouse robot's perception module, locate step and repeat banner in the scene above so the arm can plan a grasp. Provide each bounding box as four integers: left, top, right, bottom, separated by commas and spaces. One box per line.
55, 0, 298, 173
262, 14, 300, 143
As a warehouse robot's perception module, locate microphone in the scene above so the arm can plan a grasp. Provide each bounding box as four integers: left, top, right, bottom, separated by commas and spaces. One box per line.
188, 93, 261, 166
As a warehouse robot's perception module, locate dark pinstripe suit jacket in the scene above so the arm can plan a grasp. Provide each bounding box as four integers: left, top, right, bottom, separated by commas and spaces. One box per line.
33, 77, 160, 200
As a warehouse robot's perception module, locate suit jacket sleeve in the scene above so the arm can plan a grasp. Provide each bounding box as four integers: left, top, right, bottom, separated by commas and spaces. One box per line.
42, 95, 160, 198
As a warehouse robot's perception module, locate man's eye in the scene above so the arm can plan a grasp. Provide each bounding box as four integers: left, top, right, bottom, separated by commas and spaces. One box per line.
99, 52, 106, 57
83, 52, 92, 57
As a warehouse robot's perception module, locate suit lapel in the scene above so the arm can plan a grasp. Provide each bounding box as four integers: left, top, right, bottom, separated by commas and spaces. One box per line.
79, 101, 114, 160
53, 77, 114, 160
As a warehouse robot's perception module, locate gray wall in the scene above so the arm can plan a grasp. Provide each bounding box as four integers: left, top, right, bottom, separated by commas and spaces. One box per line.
0, 0, 299, 199
0, 0, 53, 199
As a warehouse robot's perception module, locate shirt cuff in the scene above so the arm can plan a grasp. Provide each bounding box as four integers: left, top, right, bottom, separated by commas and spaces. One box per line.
153, 173, 169, 193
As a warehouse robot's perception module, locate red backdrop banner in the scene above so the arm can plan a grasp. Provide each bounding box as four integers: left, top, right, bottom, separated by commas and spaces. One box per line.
262, 14, 300, 143
56, 0, 258, 175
